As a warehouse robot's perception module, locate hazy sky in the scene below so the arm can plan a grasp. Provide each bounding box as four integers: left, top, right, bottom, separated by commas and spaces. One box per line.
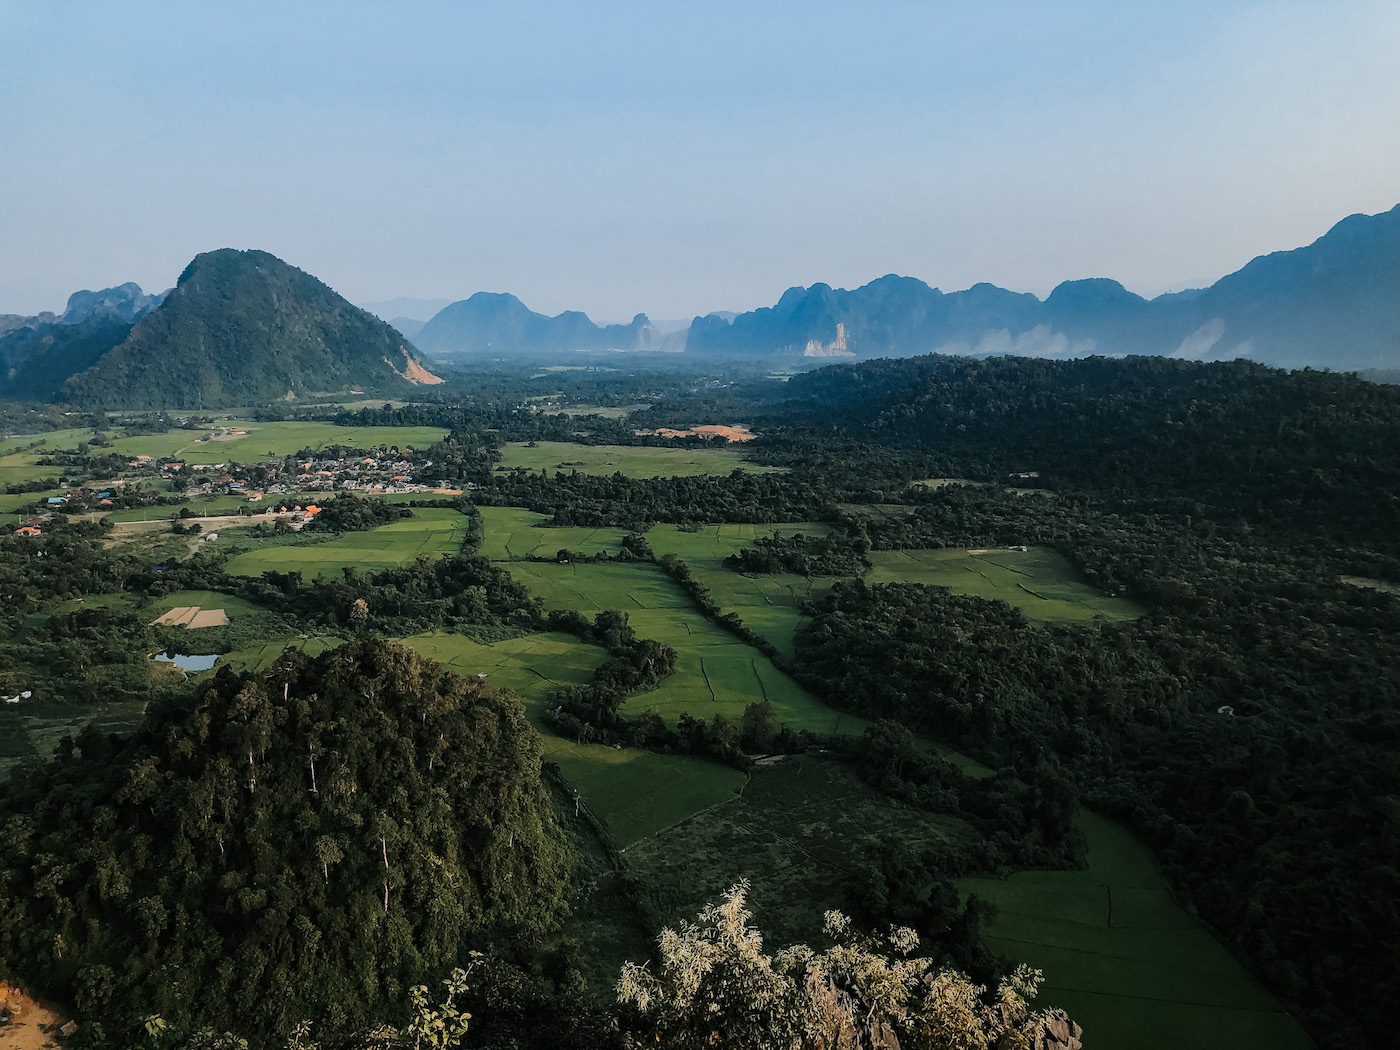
2, 1, 1397, 321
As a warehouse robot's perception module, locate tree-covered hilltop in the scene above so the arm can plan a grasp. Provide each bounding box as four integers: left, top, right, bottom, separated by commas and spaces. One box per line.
0, 640, 568, 1038
63, 249, 443, 409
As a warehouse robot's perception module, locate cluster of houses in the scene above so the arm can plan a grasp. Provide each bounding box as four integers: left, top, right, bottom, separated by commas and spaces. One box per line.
171, 450, 448, 501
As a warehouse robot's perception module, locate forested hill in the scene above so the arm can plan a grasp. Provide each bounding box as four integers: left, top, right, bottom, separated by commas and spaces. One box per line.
0, 640, 568, 1036
767, 353, 1400, 547
62, 249, 444, 409
686, 202, 1400, 370
0, 283, 166, 402
413, 291, 674, 355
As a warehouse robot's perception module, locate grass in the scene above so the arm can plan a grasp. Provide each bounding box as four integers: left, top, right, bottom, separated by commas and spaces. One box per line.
525, 399, 651, 419
401, 630, 608, 715
108, 421, 449, 464
500, 561, 867, 736
867, 547, 1146, 623
646, 523, 835, 660
957, 811, 1312, 1050
217, 635, 346, 675
498, 440, 782, 478
0, 700, 147, 780
224, 508, 470, 579
0, 427, 94, 455
622, 755, 967, 947
476, 506, 633, 561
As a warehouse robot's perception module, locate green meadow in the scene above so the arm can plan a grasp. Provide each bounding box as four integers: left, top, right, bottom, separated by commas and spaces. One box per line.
0, 427, 95, 456
647, 523, 835, 659
867, 547, 1145, 623
624, 755, 966, 946
401, 630, 608, 710
500, 560, 867, 736
224, 508, 470, 578
498, 440, 782, 478
959, 811, 1312, 1050
216, 635, 346, 675
109, 421, 449, 463
476, 506, 632, 561
0, 700, 147, 779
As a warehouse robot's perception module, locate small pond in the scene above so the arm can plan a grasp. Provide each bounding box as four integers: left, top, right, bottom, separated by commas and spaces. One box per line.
153, 652, 219, 672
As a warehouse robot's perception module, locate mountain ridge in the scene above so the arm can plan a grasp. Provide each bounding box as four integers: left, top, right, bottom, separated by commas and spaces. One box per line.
413, 291, 681, 355
685, 203, 1400, 369
62, 249, 442, 409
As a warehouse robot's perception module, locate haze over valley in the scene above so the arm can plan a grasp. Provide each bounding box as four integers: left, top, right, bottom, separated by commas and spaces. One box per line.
2, 4, 1399, 1050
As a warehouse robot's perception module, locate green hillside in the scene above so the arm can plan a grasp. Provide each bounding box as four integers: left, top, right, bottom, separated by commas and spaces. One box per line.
64, 249, 443, 408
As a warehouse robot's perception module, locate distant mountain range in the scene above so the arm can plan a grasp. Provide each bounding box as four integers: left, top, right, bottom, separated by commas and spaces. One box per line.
411, 292, 685, 355
686, 203, 1399, 371
2, 202, 1393, 407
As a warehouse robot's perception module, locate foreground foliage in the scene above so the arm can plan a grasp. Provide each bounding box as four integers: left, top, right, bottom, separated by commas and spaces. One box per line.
618, 882, 1081, 1050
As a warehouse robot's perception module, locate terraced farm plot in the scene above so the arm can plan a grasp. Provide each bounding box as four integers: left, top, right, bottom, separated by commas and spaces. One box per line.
498, 440, 781, 478
958, 812, 1311, 1050
145, 589, 271, 624
868, 547, 1145, 623
224, 509, 470, 578
542, 743, 746, 848
109, 421, 449, 463
476, 507, 632, 561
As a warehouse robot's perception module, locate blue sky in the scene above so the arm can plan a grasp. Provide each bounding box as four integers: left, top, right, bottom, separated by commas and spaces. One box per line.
2, 1, 1397, 320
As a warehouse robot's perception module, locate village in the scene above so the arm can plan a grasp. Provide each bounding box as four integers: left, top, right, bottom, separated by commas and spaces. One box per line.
7, 445, 459, 534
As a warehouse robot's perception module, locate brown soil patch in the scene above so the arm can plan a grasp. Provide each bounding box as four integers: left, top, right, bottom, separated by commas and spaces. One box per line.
0, 982, 67, 1050
153, 605, 199, 626
634, 424, 756, 442
391, 348, 445, 385
151, 606, 229, 628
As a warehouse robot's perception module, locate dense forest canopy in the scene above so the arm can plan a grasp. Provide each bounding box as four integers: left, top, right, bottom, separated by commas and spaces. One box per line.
0, 640, 568, 1035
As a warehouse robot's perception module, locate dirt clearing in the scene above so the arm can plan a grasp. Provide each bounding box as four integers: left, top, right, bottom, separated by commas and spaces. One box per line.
0, 982, 66, 1050
152, 605, 229, 628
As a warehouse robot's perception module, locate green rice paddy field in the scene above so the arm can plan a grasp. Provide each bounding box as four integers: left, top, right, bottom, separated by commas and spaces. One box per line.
497, 440, 781, 478
867, 547, 1146, 623
109, 421, 449, 463
499, 560, 866, 737
476, 507, 632, 561
224, 508, 470, 578
959, 812, 1312, 1050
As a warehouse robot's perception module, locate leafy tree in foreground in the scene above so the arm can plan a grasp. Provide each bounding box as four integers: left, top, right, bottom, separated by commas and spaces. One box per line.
617, 882, 1082, 1050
